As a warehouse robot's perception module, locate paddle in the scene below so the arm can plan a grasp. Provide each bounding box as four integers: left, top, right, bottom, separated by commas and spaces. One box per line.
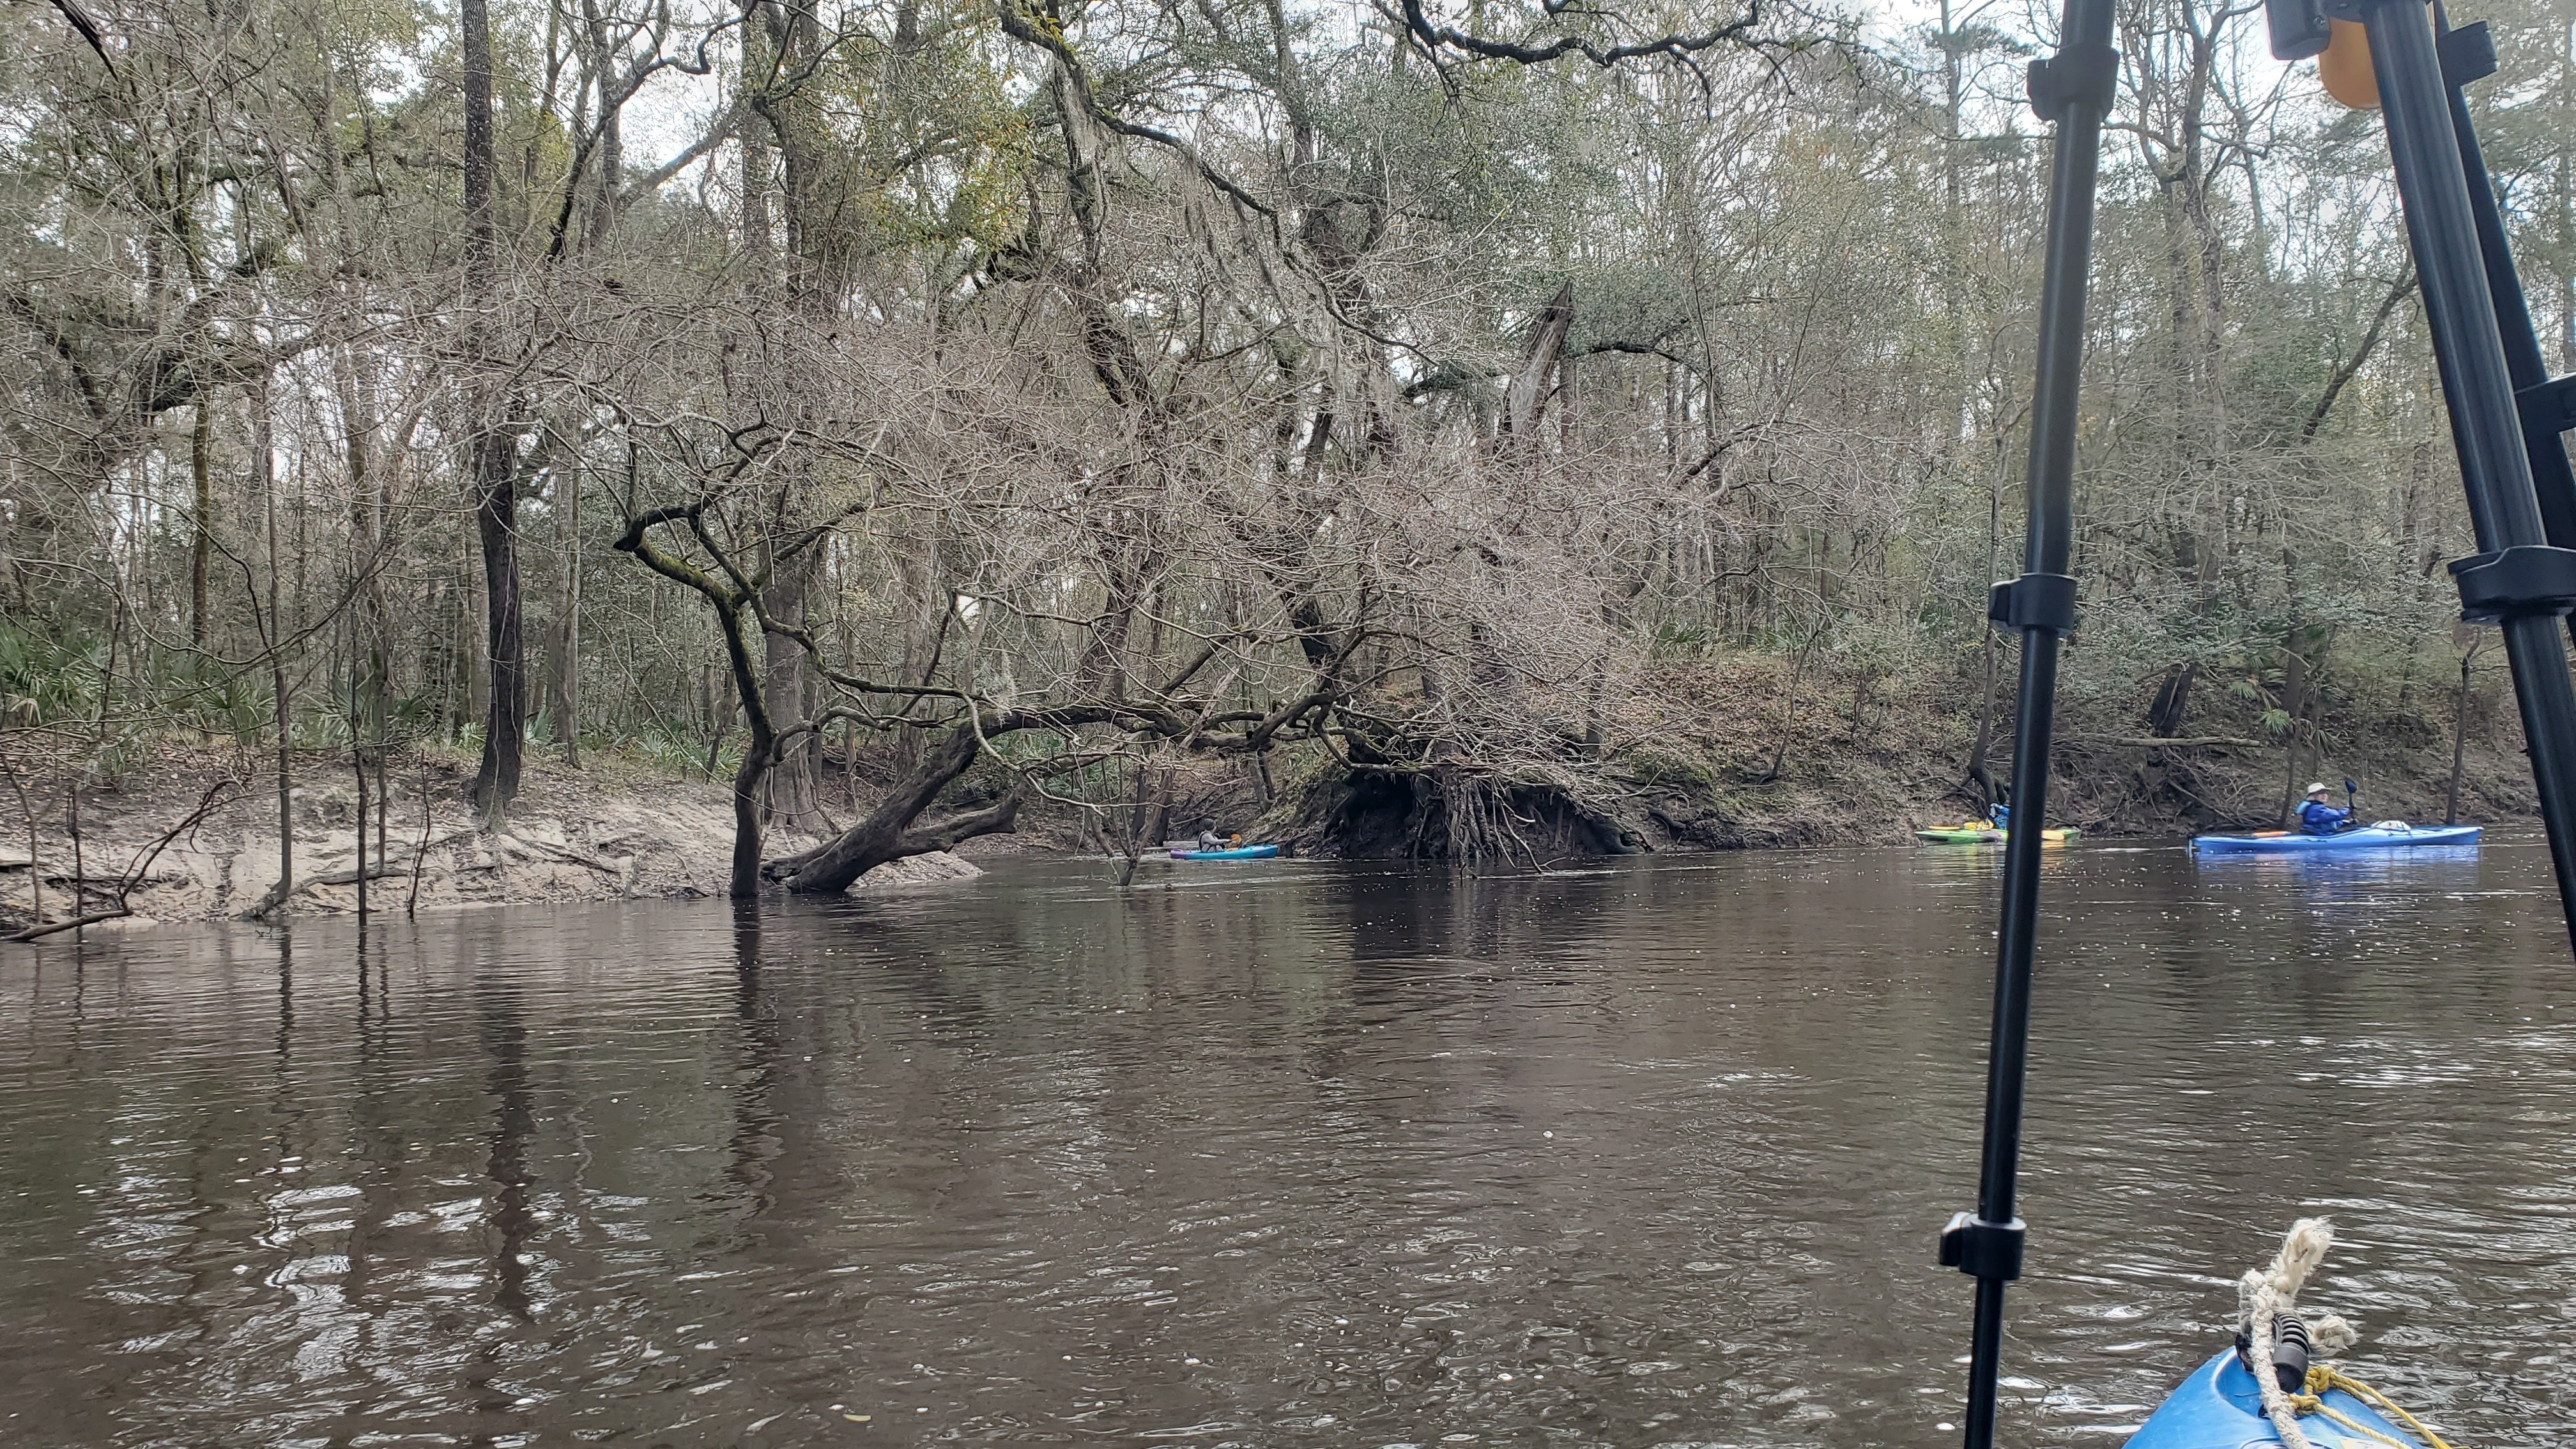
2342, 776, 2360, 832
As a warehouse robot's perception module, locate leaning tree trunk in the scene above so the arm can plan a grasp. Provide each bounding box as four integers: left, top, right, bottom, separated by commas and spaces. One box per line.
694, 598, 775, 899
770, 726, 1020, 893
727, 729, 773, 900
613, 508, 786, 899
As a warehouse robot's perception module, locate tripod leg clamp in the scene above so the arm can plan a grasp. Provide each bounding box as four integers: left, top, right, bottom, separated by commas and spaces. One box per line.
2437, 20, 2498, 88
1988, 573, 2079, 635
1939, 1212, 2027, 1282
2520, 375, 2576, 437
2450, 545, 2576, 623
2026, 42, 2119, 119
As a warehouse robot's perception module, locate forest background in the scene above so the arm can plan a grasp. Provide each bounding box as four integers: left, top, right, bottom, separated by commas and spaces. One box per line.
4, 0, 2573, 924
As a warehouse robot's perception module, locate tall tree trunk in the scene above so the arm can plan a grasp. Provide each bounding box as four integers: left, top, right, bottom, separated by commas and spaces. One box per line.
470, 432, 525, 816
259, 378, 292, 915
1965, 457, 2004, 804
190, 400, 213, 645
2448, 645, 2476, 825
579, 0, 625, 250
1503, 282, 1575, 440
338, 348, 390, 802
556, 466, 581, 765
351, 671, 368, 919
760, 554, 820, 829
463, 0, 525, 818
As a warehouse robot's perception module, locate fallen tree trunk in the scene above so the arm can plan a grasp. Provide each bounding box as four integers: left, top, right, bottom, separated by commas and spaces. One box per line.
10, 907, 134, 943
765, 725, 1021, 893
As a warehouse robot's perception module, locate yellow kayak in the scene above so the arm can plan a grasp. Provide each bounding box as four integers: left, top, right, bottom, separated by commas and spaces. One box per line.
1915, 822, 2079, 845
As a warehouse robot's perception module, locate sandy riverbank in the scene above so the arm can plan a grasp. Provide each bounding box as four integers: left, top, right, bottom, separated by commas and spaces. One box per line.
0, 745, 1033, 939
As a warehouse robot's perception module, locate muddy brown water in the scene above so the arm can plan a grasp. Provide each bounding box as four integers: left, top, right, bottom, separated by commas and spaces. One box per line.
3, 842, 2573, 1447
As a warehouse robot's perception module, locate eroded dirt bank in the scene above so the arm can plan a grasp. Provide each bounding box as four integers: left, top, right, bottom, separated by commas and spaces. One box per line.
4, 653, 2541, 940
0, 748, 1019, 938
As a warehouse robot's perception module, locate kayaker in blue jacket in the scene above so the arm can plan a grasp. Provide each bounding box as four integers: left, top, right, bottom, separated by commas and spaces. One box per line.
2297, 782, 2353, 835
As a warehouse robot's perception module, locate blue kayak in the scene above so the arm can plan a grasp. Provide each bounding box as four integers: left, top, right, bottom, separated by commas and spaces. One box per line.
1167, 844, 1280, 860
2191, 823, 2481, 854
2126, 1349, 2423, 1447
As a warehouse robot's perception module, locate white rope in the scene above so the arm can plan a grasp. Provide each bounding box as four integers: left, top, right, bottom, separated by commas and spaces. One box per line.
2239, 1217, 2340, 1449
2232, 1225, 2461, 1447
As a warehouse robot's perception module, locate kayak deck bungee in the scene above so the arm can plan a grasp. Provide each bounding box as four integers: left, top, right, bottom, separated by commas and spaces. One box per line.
2190, 824, 2480, 854
1915, 823, 2078, 845
1166, 844, 1280, 860
2124, 1349, 2425, 1448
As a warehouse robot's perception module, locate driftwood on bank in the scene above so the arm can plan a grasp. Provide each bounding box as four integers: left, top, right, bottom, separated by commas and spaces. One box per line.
236, 861, 412, 921
10, 780, 235, 942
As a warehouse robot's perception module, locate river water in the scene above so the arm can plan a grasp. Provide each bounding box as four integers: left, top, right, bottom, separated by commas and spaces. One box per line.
3, 841, 2573, 1447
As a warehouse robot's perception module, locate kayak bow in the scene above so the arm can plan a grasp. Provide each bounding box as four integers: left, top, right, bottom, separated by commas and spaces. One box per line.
2124, 1349, 2424, 1449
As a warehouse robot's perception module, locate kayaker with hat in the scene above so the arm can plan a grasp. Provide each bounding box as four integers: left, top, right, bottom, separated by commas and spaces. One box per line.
2296, 781, 2354, 836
